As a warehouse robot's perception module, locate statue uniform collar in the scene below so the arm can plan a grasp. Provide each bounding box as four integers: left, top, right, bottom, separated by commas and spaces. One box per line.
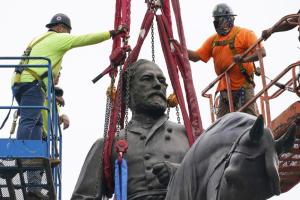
127, 114, 168, 143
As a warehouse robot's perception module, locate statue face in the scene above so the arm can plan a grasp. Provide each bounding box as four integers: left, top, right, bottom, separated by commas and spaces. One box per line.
129, 62, 168, 116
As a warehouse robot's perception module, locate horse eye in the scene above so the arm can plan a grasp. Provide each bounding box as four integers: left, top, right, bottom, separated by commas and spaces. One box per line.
225, 173, 244, 190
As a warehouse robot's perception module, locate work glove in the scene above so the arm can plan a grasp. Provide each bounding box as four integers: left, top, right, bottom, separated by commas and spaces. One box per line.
261, 28, 273, 41
233, 54, 244, 64
152, 161, 179, 186
54, 86, 64, 97
59, 114, 70, 130
56, 96, 65, 107
109, 24, 128, 38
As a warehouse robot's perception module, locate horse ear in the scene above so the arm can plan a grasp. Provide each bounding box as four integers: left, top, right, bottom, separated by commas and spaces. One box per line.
249, 115, 264, 144
275, 123, 296, 155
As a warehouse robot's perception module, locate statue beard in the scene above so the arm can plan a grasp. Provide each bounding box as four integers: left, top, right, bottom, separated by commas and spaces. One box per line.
134, 100, 167, 117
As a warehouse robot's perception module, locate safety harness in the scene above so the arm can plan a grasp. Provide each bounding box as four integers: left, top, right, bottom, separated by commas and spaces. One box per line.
2, 32, 61, 131
212, 27, 255, 86
13, 32, 60, 92
1, 34, 53, 130
212, 28, 256, 111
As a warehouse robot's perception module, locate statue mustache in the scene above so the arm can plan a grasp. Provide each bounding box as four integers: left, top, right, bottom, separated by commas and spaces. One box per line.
148, 92, 166, 101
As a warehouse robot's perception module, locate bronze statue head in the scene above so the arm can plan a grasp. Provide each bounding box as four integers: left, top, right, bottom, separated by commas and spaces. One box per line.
126, 59, 168, 117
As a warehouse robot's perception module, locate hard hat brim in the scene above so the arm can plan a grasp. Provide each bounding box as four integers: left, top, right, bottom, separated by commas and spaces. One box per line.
213, 14, 237, 17
45, 22, 72, 30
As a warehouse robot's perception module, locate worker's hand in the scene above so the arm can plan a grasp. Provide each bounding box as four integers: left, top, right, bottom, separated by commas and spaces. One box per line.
59, 114, 70, 130
152, 162, 171, 186
261, 28, 272, 40
109, 24, 128, 38
56, 96, 65, 107
233, 54, 244, 64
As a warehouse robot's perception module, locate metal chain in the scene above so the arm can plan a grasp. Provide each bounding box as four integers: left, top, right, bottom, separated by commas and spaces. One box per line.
103, 76, 115, 140
151, 22, 155, 63
175, 105, 181, 124
103, 96, 111, 139
116, 65, 123, 140
166, 106, 170, 120
124, 71, 130, 141
124, 50, 133, 141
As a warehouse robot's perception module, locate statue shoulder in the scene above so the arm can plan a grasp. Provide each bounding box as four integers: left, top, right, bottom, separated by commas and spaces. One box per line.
93, 138, 105, 148
164, 120, 186, 134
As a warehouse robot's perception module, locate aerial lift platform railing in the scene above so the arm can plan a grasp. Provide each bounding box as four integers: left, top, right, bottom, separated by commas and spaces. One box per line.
0, 56, 62, 200
200, 34, 300, 193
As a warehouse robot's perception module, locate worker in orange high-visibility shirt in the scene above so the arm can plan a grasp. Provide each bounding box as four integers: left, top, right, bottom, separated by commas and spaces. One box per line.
188, 3, 266, 118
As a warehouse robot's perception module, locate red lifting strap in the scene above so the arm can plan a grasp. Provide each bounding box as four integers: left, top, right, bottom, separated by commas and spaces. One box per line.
156, 14, 194, 144
103, 10, 155, 196
170, 0, 203, 137
103, 0, 204, 196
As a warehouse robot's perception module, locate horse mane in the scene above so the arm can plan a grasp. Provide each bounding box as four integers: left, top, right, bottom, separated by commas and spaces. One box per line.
205, 112, 257, 137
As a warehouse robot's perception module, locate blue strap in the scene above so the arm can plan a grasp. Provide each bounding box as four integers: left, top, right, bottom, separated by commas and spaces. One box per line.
114, 159, 128, 200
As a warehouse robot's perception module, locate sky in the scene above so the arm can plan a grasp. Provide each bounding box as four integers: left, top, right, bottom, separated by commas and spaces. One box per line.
0, 0, 299, 199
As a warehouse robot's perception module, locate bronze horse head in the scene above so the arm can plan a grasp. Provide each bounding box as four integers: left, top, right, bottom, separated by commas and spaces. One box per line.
165, 112, 296, 200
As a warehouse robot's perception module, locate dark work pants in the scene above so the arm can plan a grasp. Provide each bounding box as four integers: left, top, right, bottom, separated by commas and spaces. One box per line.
14, 82, 45, 193
15, 82, 44, 140
216, 86, 258, 118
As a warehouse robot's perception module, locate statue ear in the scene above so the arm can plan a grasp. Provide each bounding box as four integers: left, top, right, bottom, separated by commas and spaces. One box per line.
249, 115, 264, 144
275, 123, 296, 155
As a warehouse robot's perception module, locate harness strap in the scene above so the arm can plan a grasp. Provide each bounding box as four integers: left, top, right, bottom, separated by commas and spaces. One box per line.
23, 68, 47, 92
212, 28, 255, 86
228, 29, 255, 86
211, 28, 239, 48
23, 59, 61, 93
15, 32, 61, 92
20, 32, 54, 65
2, 34, 54, 131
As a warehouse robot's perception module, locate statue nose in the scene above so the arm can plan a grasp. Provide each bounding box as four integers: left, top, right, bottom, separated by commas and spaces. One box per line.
153, 78, 162, 89
153, 83, 162, 90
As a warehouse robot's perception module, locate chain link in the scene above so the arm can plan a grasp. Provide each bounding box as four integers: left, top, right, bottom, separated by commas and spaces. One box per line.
151, 22, 155, 63
175, 106, 181, 124
103, 97, 111, 139
124, 49, 133, 141
116, 65, 123, 140
124, 67, 131, 141
103, 76, 115, 140
166, 106, 170, 120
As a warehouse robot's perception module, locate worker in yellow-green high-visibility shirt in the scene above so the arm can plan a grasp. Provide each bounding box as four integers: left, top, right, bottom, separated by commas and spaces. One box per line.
11, 13, 126, 199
